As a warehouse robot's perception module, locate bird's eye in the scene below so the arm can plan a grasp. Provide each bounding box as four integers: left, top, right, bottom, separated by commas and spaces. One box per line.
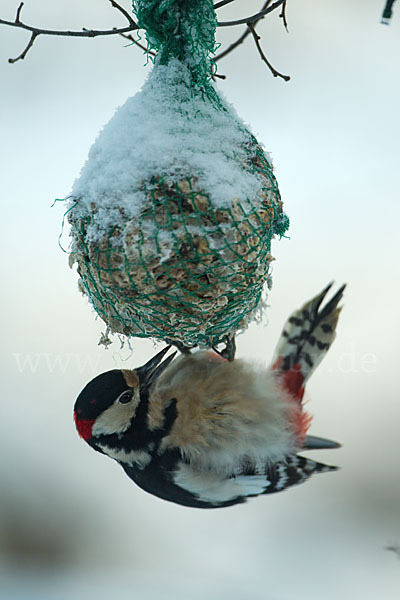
117, 390, 133, 404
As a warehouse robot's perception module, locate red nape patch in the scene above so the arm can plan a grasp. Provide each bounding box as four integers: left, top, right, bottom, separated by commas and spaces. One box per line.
74, 411, 95, 441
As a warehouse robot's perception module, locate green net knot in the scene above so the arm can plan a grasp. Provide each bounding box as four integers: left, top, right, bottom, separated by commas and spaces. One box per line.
132, 0, 217, 85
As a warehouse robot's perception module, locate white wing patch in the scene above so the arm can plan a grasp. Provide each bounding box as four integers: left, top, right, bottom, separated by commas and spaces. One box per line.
173, 463, 270, 504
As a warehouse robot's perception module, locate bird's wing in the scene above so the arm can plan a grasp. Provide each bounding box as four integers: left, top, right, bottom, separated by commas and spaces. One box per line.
121, 452, 240, 509
173, 456, 337, 504
123, 453, 337, 508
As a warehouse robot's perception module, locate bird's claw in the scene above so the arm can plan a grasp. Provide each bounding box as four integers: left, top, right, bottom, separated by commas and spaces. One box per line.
166, 335, 236, 361
165, 339, 192, 355
212, 335, 236, 362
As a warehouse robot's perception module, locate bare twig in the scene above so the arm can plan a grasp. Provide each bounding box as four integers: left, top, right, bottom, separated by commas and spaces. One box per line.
108, 0, 136, 26
212, 71, 226, 79
210, 63, 226, 80
1, 0, 138, 63
214, 0, 290, 81
248, 23, 290, 81
381, 0, 398, 24
15, 2, 23, 22
214, 1, 272, 62
214, 27, 251, 62
280, 0, 289, 31
8, 30, 37, 63
118, 32, 156, 56
217, 0, 285, 26
214, 0, 237, 8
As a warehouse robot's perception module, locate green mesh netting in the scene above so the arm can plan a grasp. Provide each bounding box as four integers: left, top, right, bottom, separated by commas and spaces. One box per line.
69, 141, 288, 347
133, 0, 217, 87
67, 0, 289, 348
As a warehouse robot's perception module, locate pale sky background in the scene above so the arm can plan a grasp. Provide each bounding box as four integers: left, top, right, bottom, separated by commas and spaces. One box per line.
1, 1, 399, 599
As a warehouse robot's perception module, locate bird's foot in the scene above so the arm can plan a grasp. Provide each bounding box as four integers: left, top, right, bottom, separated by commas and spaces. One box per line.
165, 339, 192, 355
212, 335, 236, 362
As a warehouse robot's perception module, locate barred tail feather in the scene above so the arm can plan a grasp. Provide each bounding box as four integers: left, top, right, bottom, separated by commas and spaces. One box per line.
263, 455, 338, 495
272, 282, 345, 387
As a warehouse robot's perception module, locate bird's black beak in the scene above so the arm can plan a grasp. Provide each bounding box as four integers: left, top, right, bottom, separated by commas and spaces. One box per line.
137, 345, 177, 389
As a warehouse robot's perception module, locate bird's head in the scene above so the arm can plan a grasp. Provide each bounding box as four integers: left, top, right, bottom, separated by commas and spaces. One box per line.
73, 346, 176, 448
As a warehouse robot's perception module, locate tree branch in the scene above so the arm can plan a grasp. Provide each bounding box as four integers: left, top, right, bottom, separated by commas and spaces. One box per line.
1, 0, 291, 80
1, 0, 138, 63
210, 63, 226, 81
15, 2, 23, 22
8, 30, 38, 63
118, 32, 156, 57
213, 0, 237, 8
248, 23, 290, 81
214, 1, 272, 62
217, 0, 285, 26
214, 27, 251, 62
280, 0, 289, 31
214, 1, 289, 81
108, 0, 136, 26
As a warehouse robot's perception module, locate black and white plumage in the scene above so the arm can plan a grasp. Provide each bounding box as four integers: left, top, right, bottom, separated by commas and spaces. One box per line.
74, 284, 344, 509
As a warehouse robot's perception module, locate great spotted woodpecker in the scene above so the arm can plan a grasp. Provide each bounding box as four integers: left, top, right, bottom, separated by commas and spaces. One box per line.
74, 283, 344, 508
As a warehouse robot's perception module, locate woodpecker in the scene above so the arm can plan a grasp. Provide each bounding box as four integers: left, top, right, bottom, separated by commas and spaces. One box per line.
74, 283, 344, 509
